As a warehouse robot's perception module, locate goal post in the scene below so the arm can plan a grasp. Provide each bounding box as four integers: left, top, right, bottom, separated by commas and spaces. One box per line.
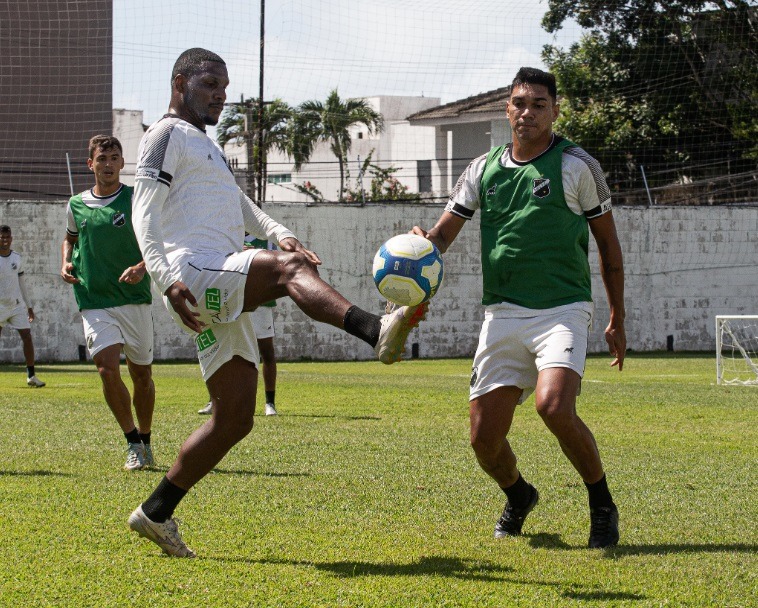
715, 315, 758, 386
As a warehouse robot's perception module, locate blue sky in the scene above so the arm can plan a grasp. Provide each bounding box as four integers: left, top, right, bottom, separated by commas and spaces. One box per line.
114, 0, 581, 133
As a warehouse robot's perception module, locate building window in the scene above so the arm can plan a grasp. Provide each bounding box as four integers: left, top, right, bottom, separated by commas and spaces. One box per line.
267, 173, 292, 184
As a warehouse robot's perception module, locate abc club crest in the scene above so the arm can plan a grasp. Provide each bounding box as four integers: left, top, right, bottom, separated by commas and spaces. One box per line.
532, 177, 550, 199
112, 212, 126, 227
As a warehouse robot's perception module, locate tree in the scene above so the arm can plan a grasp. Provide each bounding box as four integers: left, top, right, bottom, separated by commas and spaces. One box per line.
289, 90, 384, 201
541, 1, 757, 198
216, 97, 292, 205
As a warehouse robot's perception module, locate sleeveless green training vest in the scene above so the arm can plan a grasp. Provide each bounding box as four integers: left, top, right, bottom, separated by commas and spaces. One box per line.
69, 186, 152, 310
478, 138, 591, 309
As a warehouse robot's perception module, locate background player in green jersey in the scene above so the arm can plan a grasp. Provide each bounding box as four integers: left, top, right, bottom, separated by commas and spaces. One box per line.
412, 67, 625, 548
0, 224, 45, 387
61, 135, 157, 471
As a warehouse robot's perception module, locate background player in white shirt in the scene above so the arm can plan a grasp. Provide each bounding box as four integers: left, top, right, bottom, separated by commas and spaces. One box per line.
128, 48, 426, 557
0, 225, 45, 387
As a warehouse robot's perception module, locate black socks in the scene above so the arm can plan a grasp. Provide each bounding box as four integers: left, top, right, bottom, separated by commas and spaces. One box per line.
141, 477, 188, 523
501, 473, 533, 509
343, 305, 381, 347
585, 474, 615, 509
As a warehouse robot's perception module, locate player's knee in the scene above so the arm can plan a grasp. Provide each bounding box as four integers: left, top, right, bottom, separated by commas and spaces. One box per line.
96, 364, 120, 384
535, 395, 572, 427
470, 430, 497, 463
280, 250, 314, 281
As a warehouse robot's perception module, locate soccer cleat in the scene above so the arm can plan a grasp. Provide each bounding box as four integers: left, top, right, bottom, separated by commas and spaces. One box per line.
27, 375, 45, 387
374, 302, 428, 364
124, 442, 147, 471
494, 485, 539, 538
143, 444, 155, 468
264, 402, 278, 416
128, 505, 196, 558
588, 505, 620, 548
198, 401, 213, 415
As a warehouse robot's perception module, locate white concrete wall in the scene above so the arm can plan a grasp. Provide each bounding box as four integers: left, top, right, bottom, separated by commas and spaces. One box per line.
1, 200, 756, 364
112, 109, 145, 187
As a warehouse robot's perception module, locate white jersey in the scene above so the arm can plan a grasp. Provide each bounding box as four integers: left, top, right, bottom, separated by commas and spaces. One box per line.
132, 115, 295, 293
66, 186, 125, 236
446, 137, 612, 220
0, 251, 24, 309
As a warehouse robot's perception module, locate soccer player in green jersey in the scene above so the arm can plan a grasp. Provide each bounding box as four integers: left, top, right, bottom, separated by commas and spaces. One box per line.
412, 67, 625, 548
61, 135, 157, 472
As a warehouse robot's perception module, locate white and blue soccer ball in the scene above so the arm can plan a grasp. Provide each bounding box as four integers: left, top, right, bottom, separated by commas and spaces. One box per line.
372, 233, 444, 306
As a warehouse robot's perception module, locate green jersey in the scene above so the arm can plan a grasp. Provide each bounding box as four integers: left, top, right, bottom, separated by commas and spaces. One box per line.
477, 138, 592, 308
67, 185, 152, 310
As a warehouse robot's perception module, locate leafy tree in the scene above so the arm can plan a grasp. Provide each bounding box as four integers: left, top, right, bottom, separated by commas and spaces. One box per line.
289, 90, 384, 201
343, 154, 421, 203
541, 1, 757, 196
216, 98, 292, 204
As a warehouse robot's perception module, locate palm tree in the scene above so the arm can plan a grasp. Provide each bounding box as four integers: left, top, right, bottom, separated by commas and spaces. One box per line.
217, 97, 292, 205
289, 90, 383, 201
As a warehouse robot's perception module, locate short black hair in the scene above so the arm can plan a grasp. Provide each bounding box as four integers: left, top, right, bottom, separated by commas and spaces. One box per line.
88, 135, 123, 159
511, 67, 557, 101
0, 225, 11, 233
171, 48, 226, 83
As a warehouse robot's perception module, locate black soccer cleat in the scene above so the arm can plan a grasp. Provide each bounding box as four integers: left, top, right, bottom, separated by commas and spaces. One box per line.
494, 484, 539, 538
588, 505, 620, 548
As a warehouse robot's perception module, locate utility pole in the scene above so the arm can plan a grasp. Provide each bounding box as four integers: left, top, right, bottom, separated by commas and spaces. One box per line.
256, 0, 266, 208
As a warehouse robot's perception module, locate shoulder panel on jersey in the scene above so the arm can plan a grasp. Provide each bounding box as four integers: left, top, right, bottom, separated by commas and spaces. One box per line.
138, 118, 177, 186
564, 145, 611, 204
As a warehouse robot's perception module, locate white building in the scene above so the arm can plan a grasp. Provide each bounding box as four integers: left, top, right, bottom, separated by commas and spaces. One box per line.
224, 95, 441, 204
112, 108, 146, 186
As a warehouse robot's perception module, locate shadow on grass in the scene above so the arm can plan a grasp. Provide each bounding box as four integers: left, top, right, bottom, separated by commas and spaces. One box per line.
226, 555, 513, 582
0, 469, 74, 477
527, 532, 757, 556
562, 589, 645, 601
278, 414, 382, 421
210, 467, 309, 478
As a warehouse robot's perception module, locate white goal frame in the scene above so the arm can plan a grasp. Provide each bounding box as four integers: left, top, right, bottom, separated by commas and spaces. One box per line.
715, 315, 758, 386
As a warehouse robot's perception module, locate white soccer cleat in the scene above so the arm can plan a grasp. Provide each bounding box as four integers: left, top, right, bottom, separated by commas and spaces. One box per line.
143, 444, 155, 468
128, 505, 196, 558
197, 401, 213, 415
264, 402, 278, 416
27, 375, 45, 387
374, 302, 428, 365
124, 442, 147, 471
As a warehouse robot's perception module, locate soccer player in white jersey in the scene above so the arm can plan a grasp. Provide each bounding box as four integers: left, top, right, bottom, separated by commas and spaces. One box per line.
61, 135, 157, 471
0, 225, 45, 387
412, 68, 626, 549
127, 48, 425, 557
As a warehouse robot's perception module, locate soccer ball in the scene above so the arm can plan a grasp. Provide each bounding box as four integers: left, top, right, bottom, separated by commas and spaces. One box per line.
372, 233, 444, 306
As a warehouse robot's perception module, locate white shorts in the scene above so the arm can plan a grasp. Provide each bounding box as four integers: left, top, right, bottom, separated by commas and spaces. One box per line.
469, 302, 593, 404
250, 306, 275, 340
81, 304, 154, 365
167, 249, 264, 327
0, 303, 30, 330
194, 313, 260, 381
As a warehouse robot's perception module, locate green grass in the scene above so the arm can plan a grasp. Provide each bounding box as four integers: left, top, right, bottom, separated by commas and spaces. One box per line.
0, 354, 755, 607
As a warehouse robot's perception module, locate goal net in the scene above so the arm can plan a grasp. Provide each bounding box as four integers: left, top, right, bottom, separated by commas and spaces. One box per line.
716, 316, 758, 386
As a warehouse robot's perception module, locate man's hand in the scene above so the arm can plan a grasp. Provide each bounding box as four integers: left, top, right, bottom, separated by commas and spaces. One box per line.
279, 237, 322, 267
60, 262, 79, 284
604, 319, 626, 371
119, 263, 147, 285
165, 281, 205, 333
27, 308, 35, 323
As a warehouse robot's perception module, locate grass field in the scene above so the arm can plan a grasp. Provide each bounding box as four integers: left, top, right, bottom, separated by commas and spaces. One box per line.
0, 354, 755, 607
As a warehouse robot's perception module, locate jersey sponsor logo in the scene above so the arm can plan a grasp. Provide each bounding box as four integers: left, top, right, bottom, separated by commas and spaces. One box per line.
136, 167, 159, 180
112, 212, 126, 227
533, 177, 551, 199
195, 328, 217, 351
205, 288, 221, 312
486, 185, 497, 197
